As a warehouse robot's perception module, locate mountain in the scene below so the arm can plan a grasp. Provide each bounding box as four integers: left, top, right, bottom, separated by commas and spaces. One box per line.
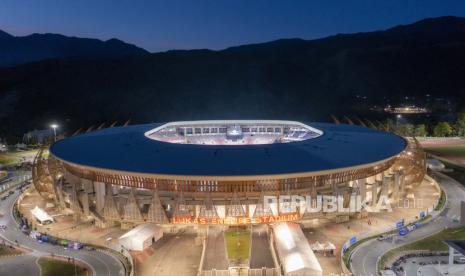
0, 30, 148, 67
1, 16, 465, 139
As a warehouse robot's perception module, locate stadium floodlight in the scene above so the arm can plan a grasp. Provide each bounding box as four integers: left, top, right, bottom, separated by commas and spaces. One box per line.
50, 124, 58, 142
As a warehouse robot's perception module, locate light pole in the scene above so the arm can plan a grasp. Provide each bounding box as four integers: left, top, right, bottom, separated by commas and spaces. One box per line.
50, 124, 58, 142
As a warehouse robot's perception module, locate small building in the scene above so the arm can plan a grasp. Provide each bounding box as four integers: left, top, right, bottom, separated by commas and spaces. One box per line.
23, 129, 54, 145
15, 143, 27, 150
118, 223, 163, 251
323, 242, 336, 256
31, 206, 54, 225
310, 241, 324, 253
0, 143, 7, 152
273, 222, 323, 276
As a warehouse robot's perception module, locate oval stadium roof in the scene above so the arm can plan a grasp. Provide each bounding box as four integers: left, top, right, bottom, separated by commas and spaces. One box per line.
50, 122, 407, 177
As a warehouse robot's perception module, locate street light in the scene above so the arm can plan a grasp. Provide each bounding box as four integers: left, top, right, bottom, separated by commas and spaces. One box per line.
50, 124, 58, 142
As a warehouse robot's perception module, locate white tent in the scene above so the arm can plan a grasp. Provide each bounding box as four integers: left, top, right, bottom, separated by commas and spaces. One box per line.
273, 222, 323, 276
30, 206, 54, 224
323, 242, 336, 251
323, 241, 336, 256
310, 241, 324, 252
118, 223, 163, 251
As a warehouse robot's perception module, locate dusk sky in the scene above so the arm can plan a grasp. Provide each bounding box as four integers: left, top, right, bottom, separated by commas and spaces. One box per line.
1, 0, 465, 52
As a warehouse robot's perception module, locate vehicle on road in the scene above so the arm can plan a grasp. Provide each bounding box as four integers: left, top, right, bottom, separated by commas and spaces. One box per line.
377, 234, 393, 241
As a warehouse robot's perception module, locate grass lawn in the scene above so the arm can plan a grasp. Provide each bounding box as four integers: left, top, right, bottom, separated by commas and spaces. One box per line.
0, 245, 21, 256
424, 145, 465, 157
379, 227, 465, 270
38, 258, 86, 276
434, 189, 446, 211
0, 155, 16, 165
399, 227, 465, 251
0, 150, 38, 165
224, 230, 251, 260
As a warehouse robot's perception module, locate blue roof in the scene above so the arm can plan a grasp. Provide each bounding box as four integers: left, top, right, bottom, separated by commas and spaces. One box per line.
50, 122, 406, 176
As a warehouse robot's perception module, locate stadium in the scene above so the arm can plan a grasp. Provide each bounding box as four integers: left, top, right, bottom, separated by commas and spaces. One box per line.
33, 120, 426, 229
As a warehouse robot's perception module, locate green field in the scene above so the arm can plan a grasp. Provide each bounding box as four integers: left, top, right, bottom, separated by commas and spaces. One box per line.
38, 258, 86, 276
224, 230, 251, 260
0, 150, 38, 165
423, 145, 465, 157
399, 227, 465, 251
379, 227, 465, 270
0, 154, 16, 165
0, 245, 21, 256
434, 189, 446, 211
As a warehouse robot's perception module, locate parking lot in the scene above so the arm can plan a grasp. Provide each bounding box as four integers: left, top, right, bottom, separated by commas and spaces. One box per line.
393, 255, 448, 275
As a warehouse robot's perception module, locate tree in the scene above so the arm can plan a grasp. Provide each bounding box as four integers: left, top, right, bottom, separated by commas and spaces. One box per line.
414, 124, 427, 137
433, 122, 453, 137
384, 119, 395, 132
393, 123, 414, 137
454, 112, 465, 137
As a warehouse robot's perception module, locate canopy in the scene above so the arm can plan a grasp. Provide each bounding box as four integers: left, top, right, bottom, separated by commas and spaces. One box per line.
311, 241, 324, 251
273, 222, 323, 276
31, 206, 54, 224
323, 242, 336, 250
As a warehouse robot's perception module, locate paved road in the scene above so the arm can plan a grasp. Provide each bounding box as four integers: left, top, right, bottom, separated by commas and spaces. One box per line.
0, 254, 40, 276
0, 173, 125, 276
203, 226, 229, 270
0, 170, 30, 187
350, 173, 465, 276
250, 225, 274, 269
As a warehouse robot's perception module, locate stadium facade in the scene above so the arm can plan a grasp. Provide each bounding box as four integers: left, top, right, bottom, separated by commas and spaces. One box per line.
33, 120, 426, 228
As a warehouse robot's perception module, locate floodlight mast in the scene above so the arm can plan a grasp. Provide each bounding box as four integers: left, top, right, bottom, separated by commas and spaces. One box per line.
50, 124, 58, 142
